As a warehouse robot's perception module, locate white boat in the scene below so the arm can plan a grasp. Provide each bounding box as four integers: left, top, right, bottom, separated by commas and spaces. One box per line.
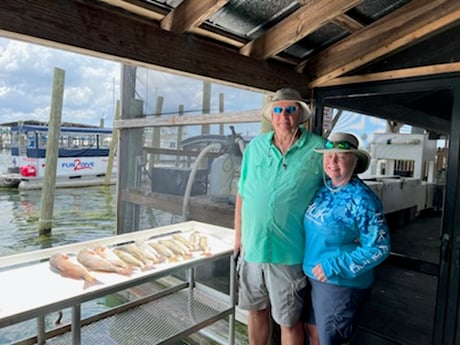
0, 121, 117, 189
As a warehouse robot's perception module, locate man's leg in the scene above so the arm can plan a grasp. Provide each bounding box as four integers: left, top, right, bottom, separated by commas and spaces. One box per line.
248, 308, 270, 345
305, 323, 320, 345
280, 320, 304, 345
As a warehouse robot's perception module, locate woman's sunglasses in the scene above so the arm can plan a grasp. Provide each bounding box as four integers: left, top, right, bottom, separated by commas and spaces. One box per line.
272, 105, 298, 115
324, 141, 356, 150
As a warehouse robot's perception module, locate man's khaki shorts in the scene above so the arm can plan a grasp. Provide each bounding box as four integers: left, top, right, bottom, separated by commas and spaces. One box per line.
237, 259, 307, 327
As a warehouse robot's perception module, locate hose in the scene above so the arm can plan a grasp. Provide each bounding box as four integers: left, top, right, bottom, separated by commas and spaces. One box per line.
182, 143, 221, 219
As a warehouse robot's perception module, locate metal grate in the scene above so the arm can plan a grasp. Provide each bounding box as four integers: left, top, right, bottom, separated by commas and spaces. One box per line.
46, 289, 232, 345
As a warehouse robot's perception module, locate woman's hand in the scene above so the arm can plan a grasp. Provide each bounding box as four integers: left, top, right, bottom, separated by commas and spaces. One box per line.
312, 264, 327, 282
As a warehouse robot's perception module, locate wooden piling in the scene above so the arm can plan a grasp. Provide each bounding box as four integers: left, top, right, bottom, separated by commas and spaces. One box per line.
201, 80, 211, 135
151, 96, 163, 167
38, 67, 65, 235
219, 93, 224, 135
105, 100, 120, 185
175, 104, 184, 167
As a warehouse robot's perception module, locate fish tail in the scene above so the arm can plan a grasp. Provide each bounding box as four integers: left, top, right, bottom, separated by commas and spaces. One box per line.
83, 277, 103, 290
139, 261, 156, 271
117, 267, 133, 276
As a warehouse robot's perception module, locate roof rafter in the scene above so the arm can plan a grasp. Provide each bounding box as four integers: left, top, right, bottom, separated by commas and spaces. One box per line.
331, 13, 364, 33
102, 0, 245, 48
318, 62, 460, 87
239, 0, 362, 59
301, 0, 460, 87
160, 0, 229, 33
0, 0, 309, 94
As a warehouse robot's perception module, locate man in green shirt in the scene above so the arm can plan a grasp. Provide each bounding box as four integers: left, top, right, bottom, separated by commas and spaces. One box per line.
234, 88, 325, 345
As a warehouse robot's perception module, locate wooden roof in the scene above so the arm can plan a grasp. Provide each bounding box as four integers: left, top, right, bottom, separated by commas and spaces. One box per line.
1, 0, 459, 95
1, 1, 460, 132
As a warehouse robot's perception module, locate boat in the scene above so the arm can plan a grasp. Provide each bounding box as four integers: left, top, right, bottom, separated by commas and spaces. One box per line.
0, 120, 117, 189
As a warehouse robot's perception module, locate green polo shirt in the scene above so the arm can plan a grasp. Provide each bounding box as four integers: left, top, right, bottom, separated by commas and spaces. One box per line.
238, 128, 324, 265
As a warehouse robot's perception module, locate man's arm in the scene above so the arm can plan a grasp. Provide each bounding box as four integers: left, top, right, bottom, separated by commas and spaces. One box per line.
234, 193, 242, 254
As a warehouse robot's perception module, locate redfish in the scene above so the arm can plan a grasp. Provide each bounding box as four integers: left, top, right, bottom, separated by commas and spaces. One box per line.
49, 253, 103, 290
77, 248, 132, 276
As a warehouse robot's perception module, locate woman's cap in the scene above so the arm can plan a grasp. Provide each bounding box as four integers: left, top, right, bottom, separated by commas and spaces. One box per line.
315, 132, 370, 174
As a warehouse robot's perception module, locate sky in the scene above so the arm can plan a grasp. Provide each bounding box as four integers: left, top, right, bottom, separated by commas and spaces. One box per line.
0, 36, 392, 143
0, 37, 265, 136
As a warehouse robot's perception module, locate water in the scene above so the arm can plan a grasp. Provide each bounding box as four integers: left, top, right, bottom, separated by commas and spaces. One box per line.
0, 150, 181, 344
0, 151, 117, 257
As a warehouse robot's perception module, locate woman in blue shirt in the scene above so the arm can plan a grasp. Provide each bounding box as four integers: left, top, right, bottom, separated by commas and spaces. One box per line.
303, 132, 391, 345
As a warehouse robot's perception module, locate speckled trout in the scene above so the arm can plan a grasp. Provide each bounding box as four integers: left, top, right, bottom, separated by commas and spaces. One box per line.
94, 245, 134, 273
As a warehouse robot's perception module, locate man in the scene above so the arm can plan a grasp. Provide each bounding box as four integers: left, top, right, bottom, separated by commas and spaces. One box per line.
234, 88, 325, 345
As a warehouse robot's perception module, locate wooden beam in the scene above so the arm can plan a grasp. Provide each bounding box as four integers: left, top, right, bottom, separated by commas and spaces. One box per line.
142, 147, 221, 158
101, 0, 165, 21
122, 188, 235, 228
317, 62, 460, 87
328, 98, 450, 134
379, 104, 450, 134
301, 0, 460, 87
331, 14, 364, 33
161, 0, 229, 33
103, 0, 246, 48
239, 0, 361, 59
0, 0, 309, 94
115, 109, 263, 129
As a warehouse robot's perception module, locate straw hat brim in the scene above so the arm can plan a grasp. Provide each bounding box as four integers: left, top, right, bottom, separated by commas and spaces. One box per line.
314, 147, 371, 174
262, 100, 311, 124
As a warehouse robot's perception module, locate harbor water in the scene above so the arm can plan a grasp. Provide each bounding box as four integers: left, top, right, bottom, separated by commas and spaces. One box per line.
0, 149, 118, 258
0, 150, 183, 344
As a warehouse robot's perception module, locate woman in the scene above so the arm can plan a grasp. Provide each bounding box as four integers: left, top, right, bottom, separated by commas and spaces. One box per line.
303, 132, 391, 345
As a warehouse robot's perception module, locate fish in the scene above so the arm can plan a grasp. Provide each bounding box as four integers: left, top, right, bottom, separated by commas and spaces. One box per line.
77, 248, 132, 276
159, 239, 192, 259
94, 245, 134, 272
172, 233, 200, 251
149, 241, 179, 262
49, 253, 103, 290
199, 235, 212, 256
113, 248, 153, 271
135, 241, 166, 264
121, 244, 157, 267
189, 231, 201, 249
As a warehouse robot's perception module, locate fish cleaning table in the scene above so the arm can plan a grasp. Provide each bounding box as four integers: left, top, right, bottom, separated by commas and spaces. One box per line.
0, 221, 236, 345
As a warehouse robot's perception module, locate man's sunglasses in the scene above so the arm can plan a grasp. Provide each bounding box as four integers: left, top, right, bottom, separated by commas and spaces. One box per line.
324, 141, 356, 150
272, 105, 298, 115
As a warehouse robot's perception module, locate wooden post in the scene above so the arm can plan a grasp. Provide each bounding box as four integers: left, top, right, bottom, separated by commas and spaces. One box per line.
175, 104, 184, 167
38, 67, 65, 235
105, 100, 120, 185
219, 93, 224, 135
201, 80, 211, 135
150, 96, 164, 169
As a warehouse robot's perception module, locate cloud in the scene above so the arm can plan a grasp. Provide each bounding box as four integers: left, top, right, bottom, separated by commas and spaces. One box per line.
0, 37, 264, 133
0, 37, 120, 126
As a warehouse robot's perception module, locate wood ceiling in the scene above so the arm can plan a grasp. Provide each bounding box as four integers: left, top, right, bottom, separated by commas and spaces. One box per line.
1, 0, 460, 98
